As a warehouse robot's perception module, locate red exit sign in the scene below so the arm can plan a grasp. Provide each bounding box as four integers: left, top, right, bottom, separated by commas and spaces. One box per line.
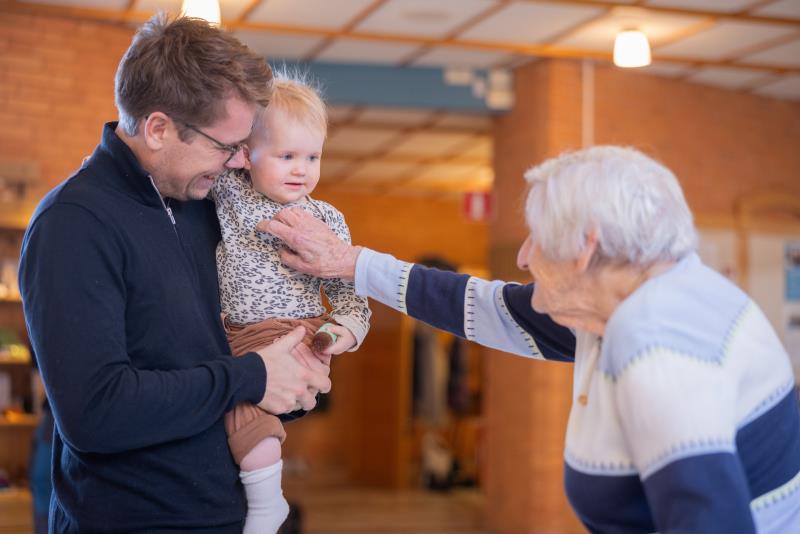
463, 191, 493, 222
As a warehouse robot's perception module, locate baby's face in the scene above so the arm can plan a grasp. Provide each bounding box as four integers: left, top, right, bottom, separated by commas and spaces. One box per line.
247, 109, 324, 205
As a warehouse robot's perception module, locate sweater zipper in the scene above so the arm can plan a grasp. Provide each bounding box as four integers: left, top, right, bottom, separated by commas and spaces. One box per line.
148, 175, 178, 232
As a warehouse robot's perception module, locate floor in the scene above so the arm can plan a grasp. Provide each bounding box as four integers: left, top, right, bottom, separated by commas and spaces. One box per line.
283, 471, 486, 533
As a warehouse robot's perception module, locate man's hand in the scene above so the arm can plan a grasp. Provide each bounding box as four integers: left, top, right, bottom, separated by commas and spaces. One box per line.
256, 326, 332, 415
256, 208, 361, 280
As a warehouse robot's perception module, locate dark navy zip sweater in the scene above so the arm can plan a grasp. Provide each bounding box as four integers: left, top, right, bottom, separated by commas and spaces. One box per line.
19, 123, 266, 533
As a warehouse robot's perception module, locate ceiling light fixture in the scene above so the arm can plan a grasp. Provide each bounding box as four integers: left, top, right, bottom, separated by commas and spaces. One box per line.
181, 0, 221, 26
613, 29, 651, 68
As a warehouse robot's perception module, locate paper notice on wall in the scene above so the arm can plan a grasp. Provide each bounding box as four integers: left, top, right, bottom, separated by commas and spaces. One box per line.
783, 241, 800, 382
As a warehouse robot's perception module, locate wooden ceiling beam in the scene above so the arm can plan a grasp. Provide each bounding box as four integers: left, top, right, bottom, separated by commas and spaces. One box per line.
236, 0, 263, 23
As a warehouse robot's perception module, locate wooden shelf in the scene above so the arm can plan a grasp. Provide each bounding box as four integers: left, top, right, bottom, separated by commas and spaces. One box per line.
0, 360, 30, 367
0, 413, 38, 429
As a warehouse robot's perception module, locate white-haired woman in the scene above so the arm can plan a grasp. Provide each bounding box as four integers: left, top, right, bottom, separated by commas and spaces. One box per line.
264, 146, 800, 533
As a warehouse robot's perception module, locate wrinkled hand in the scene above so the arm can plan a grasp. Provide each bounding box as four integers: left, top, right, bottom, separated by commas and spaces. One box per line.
256, 208, 361, 280
256, 326, 332, 415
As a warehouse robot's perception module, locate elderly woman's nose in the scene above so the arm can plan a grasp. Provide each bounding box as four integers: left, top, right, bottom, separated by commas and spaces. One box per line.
517, 237, 532, 270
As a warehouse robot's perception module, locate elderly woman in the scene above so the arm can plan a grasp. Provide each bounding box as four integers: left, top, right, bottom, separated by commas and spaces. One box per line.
264, 146, 800, 533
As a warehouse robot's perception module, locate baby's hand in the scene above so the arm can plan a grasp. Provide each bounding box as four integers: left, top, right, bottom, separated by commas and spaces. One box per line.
313, 324, 356, 359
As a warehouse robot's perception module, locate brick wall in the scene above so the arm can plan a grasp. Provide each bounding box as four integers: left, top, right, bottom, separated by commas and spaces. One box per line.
594, 63, 800, 218
0, 11, 133, 227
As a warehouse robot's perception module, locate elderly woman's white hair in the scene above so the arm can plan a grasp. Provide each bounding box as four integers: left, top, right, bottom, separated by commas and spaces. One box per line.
524, 146, 697, 266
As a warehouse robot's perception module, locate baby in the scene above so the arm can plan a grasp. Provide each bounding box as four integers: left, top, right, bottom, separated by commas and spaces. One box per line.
211, 73, 370, 533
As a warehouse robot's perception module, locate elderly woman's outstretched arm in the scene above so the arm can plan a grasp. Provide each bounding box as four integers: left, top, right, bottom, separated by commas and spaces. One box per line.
355, 248, 575, 361
262, 208, 575, 361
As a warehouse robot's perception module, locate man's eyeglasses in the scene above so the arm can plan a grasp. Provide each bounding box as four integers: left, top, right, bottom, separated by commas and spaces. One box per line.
180, 122, 245, 164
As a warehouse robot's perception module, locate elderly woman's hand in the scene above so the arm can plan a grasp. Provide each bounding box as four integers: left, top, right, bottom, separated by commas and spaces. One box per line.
256, 207, 362, 280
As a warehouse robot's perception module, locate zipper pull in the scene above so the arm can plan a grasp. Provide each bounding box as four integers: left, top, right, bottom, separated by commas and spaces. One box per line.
147, 175, 176, 226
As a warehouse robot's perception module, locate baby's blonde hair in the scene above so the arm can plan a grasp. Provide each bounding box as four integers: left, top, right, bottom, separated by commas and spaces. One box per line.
253, 71, 327, 140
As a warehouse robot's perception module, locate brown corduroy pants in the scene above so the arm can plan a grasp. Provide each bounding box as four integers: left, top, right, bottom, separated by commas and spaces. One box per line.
224, 315, 329, 465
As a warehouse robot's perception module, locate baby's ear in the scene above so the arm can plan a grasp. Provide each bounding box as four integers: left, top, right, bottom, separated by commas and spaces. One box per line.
243, 145, 251, 170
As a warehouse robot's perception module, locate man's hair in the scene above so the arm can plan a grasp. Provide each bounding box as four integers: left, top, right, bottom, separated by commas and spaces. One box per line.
115, 14, 273, 138
253, 70, 327, 140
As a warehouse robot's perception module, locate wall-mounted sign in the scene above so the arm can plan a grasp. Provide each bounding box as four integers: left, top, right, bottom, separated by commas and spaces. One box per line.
463, 191, 492, 222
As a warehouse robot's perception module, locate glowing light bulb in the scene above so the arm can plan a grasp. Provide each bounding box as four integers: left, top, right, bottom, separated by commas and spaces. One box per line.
180, 0, 221, 26
613, 30, 651, 68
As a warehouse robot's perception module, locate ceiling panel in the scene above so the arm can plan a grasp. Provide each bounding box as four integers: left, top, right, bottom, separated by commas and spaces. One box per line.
356, 0, 498, 38
403, 167, 494, 193
247, 0, 378, 29
345, 161, 419, 181
18, 0, 130, 7
688, 66, 771, 89
327, 105, 359, 123
137, 0, 181, 14
315, 39, 420, 65
754, 0, 800, 19
654, 21, 797, 60
752, 75, 800, 100
556, 8, 703, 51
220, 0, 255, 21
741, 39, 800, 69
386, 131, 477, 157
457, 137, 492, 159
640, 62, 694, 77
325, 127, 399, 154
644, 0, 756, 12
412, 46, 514, 69
354, 107, 437, 126
459, 2, 605, 45
320, 159, 356, 178
433, 113, 491, 130
412, 163, 483, 181
232, 31, 324, 59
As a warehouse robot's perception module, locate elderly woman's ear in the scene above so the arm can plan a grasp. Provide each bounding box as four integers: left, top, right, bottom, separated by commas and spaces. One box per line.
575, 228, 600, 274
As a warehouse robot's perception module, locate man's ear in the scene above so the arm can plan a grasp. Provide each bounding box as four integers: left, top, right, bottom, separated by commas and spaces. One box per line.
576, 227, 599, 274
243, 144, 251, 170
142, 112, 171, 151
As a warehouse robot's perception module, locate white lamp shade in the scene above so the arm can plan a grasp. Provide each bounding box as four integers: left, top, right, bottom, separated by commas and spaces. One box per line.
613, 30, 651, 68
181, 0, 221, 26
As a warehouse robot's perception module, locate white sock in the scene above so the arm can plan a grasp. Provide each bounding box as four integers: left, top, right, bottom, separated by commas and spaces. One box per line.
240, 460, 290, 534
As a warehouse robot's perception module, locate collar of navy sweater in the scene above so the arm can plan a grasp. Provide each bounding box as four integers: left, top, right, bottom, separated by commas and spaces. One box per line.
94, 121, 171, 209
